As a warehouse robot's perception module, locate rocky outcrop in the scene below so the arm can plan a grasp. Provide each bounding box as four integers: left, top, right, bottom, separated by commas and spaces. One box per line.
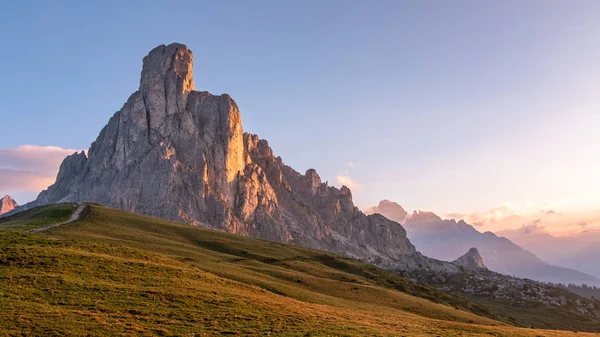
453, 248, 486, 270
409, 267, 600, 320
19, 43, 457, 273
0, 195, 18, 215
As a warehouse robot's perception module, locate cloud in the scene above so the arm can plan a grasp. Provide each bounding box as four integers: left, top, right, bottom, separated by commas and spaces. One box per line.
0, 145, 80, 194
521, 223, 547, 234
447, 200, 600, 236
445, 212, 466, 218
445, 207, 522, 228
446, 212, 486, 226
336, 175, 359, 190
443, 203, 563, 233
347, 162, 355, 168
471, 221, 485, 228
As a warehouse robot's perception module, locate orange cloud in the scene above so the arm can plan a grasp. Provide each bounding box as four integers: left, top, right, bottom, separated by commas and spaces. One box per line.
0, 145, 81, 193
336, 175, 359, 190
446, 203, 600, 236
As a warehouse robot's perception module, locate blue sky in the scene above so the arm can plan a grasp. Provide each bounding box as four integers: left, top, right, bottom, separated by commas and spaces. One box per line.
1, 1, 600, 223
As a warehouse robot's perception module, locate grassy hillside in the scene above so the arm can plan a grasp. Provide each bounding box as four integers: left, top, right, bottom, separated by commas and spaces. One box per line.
0, 203, 76, 231
0, 204, 598, 336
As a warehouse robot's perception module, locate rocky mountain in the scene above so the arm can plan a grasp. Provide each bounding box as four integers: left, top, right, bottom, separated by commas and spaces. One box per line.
364, 200, 408, 222
0, 195, 18, 215
453, 248, 486, 270
367, 200, 600, 285
16, 43, 455, 273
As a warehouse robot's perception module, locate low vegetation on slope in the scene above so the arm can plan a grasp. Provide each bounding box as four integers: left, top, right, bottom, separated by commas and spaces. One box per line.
0, 203, 76, 231
0, 204, 598, 336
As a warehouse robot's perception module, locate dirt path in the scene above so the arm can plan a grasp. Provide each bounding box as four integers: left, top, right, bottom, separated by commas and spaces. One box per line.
29, 203, 89, 233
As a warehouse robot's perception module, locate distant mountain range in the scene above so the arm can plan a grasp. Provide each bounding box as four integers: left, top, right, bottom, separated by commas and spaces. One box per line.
0, 195, 17, 215
569, 242, 600, 279
498, 226, 600, 279
366, 200, 600, 285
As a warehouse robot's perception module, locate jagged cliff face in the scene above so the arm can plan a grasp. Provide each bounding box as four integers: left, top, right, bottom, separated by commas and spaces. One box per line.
0, 195, 18, 215
243, 134, 422, 267
27, 43, 447, 271
35, 43, 265, 237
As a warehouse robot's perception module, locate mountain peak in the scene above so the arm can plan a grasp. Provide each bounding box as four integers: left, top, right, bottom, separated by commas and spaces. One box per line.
141, 43, 194, 90
140, 43, 194, 125
364, 199, 408, 223
378, 199, 399, 207
453, 247, 486, 270
408, 210, 442, 223
1, 195, 14, 202
0, 195, 18, 215
23, 43, 422, 274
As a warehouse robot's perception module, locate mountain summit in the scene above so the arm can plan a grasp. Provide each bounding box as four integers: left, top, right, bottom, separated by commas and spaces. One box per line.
365, 200, 408, 223
20, 43, 451, 272
0, 195, 17, 215
453, 248, 486, 270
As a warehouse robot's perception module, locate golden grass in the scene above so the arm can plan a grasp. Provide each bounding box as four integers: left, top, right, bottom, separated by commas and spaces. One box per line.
1, 204, 597, 336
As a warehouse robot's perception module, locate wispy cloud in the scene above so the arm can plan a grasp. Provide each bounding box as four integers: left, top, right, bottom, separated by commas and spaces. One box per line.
446, 202, 600, 236
336, 174, 359, 190
521, 222, 547, 234
347, 162, 355, 168
0, 145, 80, 195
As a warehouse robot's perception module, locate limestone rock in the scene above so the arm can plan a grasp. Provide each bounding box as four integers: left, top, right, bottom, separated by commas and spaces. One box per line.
19, 43, 457, 273
453, 248, 486, 270
0, 195, 18, 215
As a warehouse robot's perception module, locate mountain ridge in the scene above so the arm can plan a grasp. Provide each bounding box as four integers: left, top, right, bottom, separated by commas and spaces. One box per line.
367, 199, 600, 285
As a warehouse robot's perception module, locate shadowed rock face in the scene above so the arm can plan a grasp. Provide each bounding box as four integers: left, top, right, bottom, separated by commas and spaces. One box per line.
22, 43, 455, 272
453, 248, 486, 270
0, 195, 18, 215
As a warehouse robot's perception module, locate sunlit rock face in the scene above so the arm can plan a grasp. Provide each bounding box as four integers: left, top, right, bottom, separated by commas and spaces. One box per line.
24, 43, 455, 272
0, 195, 18, 215
32, 43, 266, 238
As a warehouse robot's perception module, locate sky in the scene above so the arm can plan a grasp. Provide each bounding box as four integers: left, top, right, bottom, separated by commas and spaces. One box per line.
1, 1, 600, 234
